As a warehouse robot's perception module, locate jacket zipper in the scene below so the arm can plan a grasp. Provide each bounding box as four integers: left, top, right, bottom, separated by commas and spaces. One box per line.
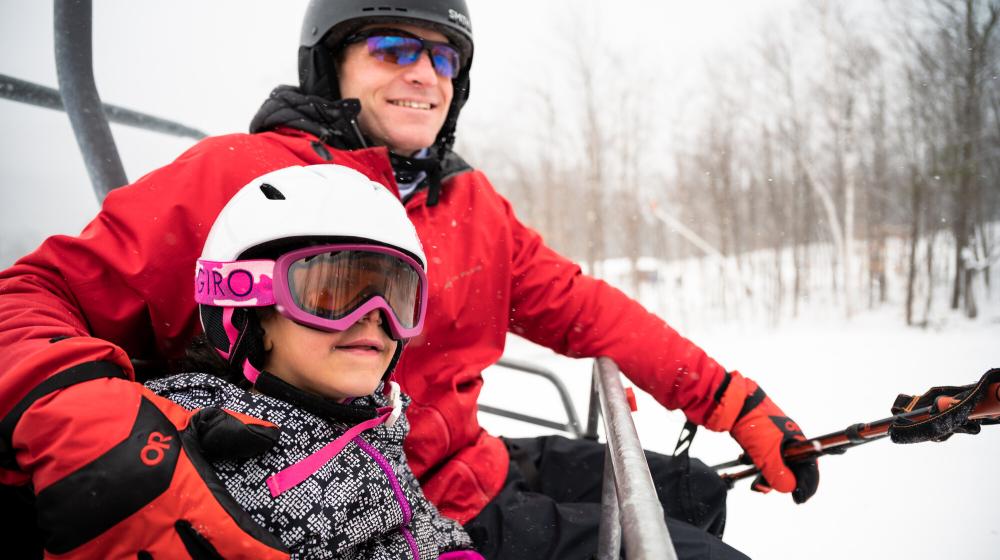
354, 436, 419, 560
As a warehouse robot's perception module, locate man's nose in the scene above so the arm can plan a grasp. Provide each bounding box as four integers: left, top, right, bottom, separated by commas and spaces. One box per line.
403, 50, 439, 85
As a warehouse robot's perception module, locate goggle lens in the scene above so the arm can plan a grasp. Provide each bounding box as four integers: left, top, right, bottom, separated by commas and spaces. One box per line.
287, 250, 421, 329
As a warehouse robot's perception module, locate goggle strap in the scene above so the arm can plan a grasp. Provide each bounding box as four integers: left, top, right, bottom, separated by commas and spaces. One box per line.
195, 259, 276, 306
243, 358, 262, 385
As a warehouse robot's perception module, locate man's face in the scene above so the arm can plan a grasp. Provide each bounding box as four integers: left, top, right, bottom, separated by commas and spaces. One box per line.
338, 23, 455, 156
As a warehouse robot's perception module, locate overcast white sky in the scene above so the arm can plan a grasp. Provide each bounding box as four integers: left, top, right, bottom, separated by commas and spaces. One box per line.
0, 0, 803, 260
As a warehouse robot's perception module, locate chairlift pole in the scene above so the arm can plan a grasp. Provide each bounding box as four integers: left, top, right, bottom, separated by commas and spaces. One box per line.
54, 0, 128, 201
593, 357, 677, 560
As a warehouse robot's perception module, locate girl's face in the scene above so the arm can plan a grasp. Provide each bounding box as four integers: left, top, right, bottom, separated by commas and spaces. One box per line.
260, 308, 398, 401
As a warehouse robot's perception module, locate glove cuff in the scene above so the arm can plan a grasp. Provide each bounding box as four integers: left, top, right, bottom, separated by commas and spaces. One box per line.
704, 371, 754, 432
2, 360, 130, 473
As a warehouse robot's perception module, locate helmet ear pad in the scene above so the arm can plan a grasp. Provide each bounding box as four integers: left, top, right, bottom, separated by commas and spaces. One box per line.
298, 44, 342, 101
199, 304, 268, 384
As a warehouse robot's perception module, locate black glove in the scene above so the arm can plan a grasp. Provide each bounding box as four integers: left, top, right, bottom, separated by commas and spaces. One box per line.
889, 368, 1000, 444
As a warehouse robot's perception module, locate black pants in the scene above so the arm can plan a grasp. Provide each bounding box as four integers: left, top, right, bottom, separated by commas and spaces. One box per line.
463, 436, 749, 560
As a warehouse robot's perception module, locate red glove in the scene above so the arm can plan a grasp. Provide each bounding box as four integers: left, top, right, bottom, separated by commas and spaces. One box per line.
7, 372, 289, 558
706, 371, 819, 503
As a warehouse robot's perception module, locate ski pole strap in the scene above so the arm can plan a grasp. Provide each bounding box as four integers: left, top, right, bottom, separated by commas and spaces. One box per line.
888, 368, 1000, 444
673, 421, 697, 460
672, 420, 707, 524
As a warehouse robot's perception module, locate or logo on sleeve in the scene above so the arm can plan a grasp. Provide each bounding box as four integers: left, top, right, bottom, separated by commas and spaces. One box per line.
140, 432, 174, 466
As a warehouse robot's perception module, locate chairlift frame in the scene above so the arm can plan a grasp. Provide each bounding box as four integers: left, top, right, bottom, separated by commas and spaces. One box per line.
0, 2, 679, 557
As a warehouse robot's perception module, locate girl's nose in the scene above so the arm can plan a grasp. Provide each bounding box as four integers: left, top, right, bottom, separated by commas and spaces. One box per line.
360, 308, 383, 324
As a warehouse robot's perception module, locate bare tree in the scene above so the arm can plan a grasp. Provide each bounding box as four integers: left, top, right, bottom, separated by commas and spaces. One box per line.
908, 1, 1000, 315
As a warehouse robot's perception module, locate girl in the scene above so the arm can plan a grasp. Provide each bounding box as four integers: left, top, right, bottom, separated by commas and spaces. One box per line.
146, 164, 480, 560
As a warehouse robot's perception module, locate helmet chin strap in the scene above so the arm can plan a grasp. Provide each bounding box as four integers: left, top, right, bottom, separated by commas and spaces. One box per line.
375, 310, 406, 383
383, 341, 405, 382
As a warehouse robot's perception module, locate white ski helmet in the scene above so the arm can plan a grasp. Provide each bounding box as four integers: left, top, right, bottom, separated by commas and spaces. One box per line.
196, 164, 427, 384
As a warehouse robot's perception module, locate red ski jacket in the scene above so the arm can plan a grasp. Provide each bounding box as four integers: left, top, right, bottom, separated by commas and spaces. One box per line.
0, 128, 729, 524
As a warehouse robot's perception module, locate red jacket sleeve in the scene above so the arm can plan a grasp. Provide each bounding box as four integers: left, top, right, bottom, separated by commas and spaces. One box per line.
503, 196, 727, 426
0, 133, 397, 484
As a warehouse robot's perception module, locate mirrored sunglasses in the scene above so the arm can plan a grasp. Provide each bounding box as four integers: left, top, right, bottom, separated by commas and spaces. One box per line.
344, 32, 462, 79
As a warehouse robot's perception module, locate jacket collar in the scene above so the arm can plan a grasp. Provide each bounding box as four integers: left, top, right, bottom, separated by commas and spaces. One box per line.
254, 370, 378, 425
250, 85, 473, 206
249, 85, 367, 150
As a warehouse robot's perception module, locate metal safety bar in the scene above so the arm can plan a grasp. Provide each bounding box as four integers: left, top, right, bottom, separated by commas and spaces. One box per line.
592, 357, 677, 560
0, 74, 208, 141
478, 356, 584, 438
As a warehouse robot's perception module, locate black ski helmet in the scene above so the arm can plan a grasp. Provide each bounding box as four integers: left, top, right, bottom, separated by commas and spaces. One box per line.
298, 0, 474, 151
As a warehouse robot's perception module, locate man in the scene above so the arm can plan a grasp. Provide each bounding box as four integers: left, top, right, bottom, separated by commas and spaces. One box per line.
0, 1, 816, 558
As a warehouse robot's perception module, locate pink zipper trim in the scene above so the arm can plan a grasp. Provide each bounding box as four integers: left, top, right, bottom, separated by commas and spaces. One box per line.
266, 407, 392, 497
355, 436, 419, 560
438, 552, 486, 559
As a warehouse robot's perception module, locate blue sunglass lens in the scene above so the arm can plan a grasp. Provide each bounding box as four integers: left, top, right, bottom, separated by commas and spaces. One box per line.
366, 36, 421, 65
364, 36, 461, 78
430, 47, 460, 78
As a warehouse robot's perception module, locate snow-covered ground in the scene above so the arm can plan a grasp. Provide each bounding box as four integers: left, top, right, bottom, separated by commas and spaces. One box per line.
480, 300, 1000, 559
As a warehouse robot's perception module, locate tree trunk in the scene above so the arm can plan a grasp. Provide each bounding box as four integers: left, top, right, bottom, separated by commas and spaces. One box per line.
906, 166, 923, 326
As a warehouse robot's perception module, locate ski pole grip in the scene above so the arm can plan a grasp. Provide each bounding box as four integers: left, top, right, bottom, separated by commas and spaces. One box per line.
970, 382, 1000, 420
934, 395, 959, 412
935, 380, 1000, 419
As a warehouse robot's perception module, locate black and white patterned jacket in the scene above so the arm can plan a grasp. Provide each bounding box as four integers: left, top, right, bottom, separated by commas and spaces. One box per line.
146, 373, 475, 560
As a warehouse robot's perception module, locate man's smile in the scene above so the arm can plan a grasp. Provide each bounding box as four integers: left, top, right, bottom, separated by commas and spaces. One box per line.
388, 99, 436, 110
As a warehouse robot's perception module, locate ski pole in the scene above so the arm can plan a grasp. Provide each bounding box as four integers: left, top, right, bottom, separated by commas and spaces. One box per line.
714, 379, 1000, 484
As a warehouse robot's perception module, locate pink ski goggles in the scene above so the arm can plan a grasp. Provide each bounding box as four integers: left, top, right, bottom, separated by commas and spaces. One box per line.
195, 244, 427, 340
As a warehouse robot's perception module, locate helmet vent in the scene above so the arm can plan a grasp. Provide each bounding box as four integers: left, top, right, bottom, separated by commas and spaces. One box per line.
360, 6, 408, 13
259, 183, 286, 200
